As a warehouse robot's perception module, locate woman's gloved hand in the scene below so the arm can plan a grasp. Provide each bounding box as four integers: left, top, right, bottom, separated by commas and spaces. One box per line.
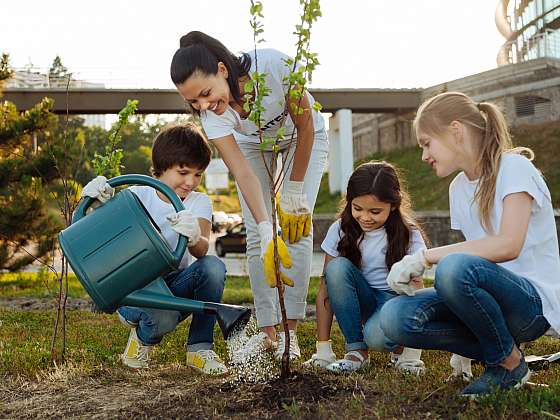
167, 210, 201, 246
258, 221, 294, 288
80, 176, 115, 203
278, 181, 312, 244
387, 250, 431, 296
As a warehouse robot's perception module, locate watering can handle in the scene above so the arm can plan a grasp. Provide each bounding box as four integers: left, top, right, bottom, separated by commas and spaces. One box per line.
73, 174, 188, 262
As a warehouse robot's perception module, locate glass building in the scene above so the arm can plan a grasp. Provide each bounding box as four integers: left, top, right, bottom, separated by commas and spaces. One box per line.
496, 0, 560, 65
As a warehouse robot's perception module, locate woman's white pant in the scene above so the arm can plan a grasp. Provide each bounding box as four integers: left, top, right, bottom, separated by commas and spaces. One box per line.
237, 131, 329, 327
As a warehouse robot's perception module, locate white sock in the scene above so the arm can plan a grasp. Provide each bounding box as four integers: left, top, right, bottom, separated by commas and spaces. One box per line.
316, 340, 335, 359
398, 347, 422, 361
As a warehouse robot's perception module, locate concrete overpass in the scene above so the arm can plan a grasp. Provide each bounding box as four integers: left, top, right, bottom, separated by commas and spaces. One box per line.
2, 87, 421, 114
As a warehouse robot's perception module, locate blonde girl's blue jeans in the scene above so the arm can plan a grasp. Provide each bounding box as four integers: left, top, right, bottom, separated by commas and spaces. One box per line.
379, 254, 550, 366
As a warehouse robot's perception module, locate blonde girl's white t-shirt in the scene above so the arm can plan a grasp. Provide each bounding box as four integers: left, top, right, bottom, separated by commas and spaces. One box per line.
128, 186, 212, 270
200, 48, 325, 143
449, 153, 560, 333
321, 219, 427, 290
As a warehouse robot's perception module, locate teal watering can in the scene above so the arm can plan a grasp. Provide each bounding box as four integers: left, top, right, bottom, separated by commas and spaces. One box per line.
58, 174, 251, 339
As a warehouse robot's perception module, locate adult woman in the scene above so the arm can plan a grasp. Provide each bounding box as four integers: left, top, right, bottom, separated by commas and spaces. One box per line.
170, 31, 328, 359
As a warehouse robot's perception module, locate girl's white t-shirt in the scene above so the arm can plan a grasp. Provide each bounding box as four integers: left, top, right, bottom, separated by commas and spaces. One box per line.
449, 153, 560, 332
200, 48, 325, 143
129, 186, 212, 270
321, 219, 427, 290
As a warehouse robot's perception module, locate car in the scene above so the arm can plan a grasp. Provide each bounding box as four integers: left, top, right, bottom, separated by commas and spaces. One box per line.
215, 222, 246, 257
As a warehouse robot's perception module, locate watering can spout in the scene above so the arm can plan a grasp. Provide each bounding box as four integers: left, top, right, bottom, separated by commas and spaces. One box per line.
204, 302, 252, 340
121, 278, 251, 340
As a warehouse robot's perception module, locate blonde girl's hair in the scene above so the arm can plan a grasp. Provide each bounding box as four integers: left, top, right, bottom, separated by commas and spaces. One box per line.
413, 92, 534, 233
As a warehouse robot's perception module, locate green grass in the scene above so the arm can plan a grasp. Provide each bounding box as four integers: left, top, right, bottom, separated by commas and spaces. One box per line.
315, 121, 560, 213
0, 272, 322, 305
1, 307, 559, 418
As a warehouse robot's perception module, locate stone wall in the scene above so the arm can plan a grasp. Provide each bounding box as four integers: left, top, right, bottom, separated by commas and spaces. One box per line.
312, 211, 560, 252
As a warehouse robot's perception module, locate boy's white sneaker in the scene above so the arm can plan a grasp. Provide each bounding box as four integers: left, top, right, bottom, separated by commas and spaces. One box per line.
326, 351, 369, 374
275, 330, 301, 361
390, 347, 426, 375
121, 328, 153, 369
303, 341, 337, 369
186, 349, 228, 375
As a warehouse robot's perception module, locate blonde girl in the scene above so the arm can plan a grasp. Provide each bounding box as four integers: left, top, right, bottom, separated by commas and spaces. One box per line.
380, 92, 560, 397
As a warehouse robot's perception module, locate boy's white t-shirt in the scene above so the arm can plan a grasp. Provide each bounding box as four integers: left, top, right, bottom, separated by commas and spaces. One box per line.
128, 186, 212, 270
321, 219, 427, 290
200, 48, 325, 143
449, 153, 560, 333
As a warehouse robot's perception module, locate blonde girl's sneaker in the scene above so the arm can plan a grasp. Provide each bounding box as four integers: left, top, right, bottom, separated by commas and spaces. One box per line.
303, 340, 337, 369
326, 351, 370, 374
449, 354, 473, 382
460, 357, 530, 398
275, 330, 301, 361
186, 349, 228, 375
121, 328, 153, 369
390, 347, 426, 375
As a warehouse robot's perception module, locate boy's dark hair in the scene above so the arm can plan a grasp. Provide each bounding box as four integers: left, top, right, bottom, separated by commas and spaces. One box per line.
337, 161, 429, 270
151, 122, 212, 177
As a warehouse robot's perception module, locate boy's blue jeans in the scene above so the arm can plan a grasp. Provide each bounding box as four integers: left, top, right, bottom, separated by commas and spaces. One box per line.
380, 254, 550, 366
118, 255, 226, 352
325, 257, 399, 353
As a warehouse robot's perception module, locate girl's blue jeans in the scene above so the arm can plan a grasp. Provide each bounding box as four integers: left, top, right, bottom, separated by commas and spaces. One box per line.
117, 255, 226, 351
325, 257, 399, 353
380, 254, 550, 366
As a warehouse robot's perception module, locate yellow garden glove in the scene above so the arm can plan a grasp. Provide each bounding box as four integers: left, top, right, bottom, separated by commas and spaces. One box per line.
258, 221, 295, 288
278, 181, 312, 244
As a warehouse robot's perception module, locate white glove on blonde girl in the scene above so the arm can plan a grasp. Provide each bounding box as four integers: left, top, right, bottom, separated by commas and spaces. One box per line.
167, 210, 201, 246
387, 250, 431, 296
80, 176, 114, 203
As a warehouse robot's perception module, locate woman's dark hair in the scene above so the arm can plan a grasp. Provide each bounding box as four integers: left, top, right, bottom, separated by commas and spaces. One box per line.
337, 161, 429, 270
151, 122, 212, 177
170, 31, 251, 106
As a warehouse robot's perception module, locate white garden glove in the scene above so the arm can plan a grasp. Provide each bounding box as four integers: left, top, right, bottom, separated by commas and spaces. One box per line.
80, 176, 114, 203
167, 210, 201, 246
387, 250, 431, 296
278, 181, 312, 244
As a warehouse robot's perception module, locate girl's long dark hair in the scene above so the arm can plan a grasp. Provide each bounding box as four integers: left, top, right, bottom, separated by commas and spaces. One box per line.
170, 31, 251, 106
337, 161, 428, 270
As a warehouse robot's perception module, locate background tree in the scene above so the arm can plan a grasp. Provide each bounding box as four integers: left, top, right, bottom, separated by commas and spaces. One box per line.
0, 53, 62, 271
48, 55, 71, 88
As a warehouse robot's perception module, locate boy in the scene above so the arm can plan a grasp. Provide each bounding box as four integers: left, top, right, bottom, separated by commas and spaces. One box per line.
81, 122, 227, 375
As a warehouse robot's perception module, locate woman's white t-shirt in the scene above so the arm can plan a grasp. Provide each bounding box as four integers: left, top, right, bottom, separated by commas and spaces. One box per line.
200, 48, 325, 143
129, 186, 212, 270
449, 153, 560, 332
321, 219, 427, 290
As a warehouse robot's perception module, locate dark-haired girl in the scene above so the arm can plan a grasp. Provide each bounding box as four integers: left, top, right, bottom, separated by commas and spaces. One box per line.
305, 161, 427, 373
170, 31, 328, 359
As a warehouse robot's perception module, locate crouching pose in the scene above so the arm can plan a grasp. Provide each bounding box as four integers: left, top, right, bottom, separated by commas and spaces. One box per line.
81, 123, 228, 375
380, 92, 560, 397
304, 162, 427, 373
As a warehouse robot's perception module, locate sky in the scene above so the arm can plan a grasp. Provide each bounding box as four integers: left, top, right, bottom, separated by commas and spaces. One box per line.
1, 0, 506, 90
